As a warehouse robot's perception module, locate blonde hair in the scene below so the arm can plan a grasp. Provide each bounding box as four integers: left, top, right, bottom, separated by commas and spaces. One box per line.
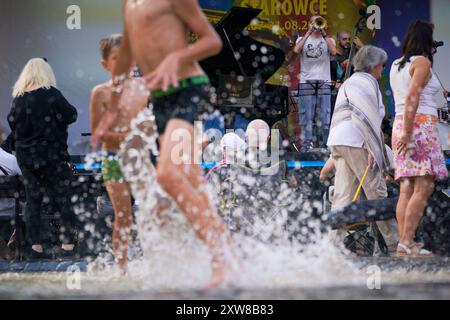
12, 58, 57, 98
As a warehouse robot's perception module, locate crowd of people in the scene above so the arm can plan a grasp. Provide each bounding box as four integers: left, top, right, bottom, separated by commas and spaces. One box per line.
291, 13, 448, 257
0, 0, 448, 288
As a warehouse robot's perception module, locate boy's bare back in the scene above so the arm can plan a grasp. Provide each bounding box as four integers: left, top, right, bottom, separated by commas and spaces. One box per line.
124, 0, 202, 79
92, 0, 222, 147
90, 78, 149, 151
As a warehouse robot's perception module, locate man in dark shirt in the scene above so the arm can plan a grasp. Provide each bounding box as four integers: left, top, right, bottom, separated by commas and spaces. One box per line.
331, 30, 364, 86
330, 31, 364, 114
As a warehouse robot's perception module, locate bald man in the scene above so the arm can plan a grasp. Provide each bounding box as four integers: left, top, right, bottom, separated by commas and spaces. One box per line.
245, 120, 272, 170
246, 120, 270, 150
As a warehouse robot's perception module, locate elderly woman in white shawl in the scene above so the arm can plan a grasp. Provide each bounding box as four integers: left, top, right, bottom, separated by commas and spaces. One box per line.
327, 45, 398, 254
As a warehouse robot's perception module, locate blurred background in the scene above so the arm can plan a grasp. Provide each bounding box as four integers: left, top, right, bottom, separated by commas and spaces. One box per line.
0, 0, 448, 155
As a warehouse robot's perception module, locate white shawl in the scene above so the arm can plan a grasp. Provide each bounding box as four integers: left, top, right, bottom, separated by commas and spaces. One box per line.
330, 72, 387, 170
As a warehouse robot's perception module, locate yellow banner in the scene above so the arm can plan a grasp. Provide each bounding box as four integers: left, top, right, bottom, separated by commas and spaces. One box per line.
203, 0, 374, 87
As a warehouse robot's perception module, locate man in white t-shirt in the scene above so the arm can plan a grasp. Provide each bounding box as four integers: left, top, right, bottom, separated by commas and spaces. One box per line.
294, 15, 336, 151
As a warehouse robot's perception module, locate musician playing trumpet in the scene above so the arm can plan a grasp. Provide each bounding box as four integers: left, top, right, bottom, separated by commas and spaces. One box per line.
294, 15, 336, 151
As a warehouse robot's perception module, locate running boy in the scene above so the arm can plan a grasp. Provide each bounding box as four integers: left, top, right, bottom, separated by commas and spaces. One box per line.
92, 0, 235, 286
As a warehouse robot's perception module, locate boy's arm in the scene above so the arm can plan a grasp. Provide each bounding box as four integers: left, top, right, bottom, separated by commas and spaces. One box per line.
90, 86, 128, 145
173, 0, 222, 63
89, 86, 106, 135
92, 0, 133, 147
145, 0, 223, 91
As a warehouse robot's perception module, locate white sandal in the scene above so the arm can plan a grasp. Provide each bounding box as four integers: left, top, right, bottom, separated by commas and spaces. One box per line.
396, 242, 433, 257
396, 243, 412, 256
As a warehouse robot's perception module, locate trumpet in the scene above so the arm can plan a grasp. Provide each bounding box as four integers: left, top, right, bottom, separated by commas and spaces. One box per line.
311, 16, 327, 31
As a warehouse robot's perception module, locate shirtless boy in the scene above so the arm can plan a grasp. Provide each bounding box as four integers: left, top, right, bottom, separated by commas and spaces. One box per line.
92, 0, 235, 286
90, 33, 149, 272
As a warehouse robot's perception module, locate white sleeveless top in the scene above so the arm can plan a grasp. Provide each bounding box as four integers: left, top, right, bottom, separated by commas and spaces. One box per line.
389, 56, 441, 116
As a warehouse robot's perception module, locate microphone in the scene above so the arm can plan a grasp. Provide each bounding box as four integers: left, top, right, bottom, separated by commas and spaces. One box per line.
433, 41, 444, 48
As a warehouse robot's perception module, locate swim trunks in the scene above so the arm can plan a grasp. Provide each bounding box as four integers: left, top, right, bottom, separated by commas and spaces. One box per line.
102, 152, 124, 183
150, 75, 211, 135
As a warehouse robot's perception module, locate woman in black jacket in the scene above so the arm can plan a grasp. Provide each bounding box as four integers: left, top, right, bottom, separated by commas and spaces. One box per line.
8, 58, 78, 259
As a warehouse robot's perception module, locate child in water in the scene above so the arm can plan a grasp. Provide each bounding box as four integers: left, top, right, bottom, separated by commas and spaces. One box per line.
90, 34, 149, 272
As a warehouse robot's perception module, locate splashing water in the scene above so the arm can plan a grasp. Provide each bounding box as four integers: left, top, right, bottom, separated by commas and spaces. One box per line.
62, 108, 448, 296
2, 109, 449, 299
117, 109, 212, 288
82, 108, 367, 291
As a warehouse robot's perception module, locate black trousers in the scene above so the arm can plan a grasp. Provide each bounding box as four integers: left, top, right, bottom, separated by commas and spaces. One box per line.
21, 162, 76, 245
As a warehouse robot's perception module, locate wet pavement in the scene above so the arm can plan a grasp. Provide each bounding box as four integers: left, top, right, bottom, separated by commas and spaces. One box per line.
0, 256, 449, 300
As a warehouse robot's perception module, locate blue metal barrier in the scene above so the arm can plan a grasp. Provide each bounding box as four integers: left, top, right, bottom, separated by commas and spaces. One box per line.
74, 159, 450, 171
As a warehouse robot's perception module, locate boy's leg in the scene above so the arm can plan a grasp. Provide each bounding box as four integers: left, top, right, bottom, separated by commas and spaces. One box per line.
156, 119, 233, 285
105, 181, 133, 271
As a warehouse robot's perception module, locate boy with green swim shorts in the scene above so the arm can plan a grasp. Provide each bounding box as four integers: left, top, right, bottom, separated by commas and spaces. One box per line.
90, 34, 149, 272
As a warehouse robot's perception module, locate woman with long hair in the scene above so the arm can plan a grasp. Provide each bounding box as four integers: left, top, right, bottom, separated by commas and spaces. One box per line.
390, 21, 448, 256
8, 58, 78, 259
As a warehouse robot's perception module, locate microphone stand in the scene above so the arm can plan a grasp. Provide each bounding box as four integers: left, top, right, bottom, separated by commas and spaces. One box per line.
343, 15, 368, 81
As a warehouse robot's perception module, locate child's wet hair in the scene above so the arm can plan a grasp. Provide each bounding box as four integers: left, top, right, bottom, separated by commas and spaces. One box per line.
99, 33, 122, 60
